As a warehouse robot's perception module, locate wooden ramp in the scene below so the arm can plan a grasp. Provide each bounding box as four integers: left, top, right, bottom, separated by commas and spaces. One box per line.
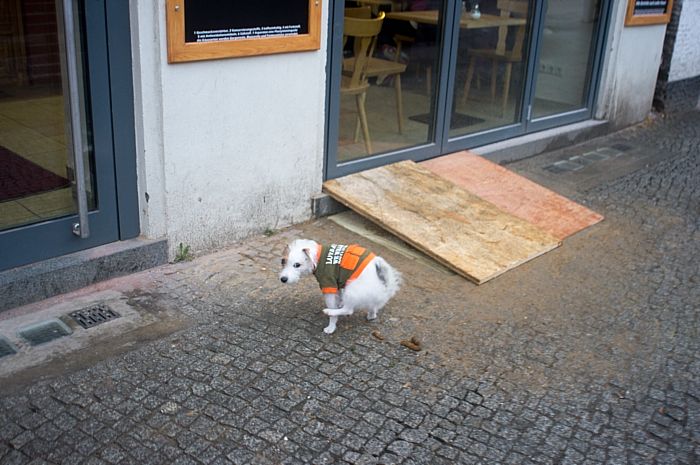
323, 161, 561, 284
422, 151, 604, 240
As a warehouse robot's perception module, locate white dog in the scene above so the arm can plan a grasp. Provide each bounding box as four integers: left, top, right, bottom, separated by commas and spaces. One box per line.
279, 239, 401, 334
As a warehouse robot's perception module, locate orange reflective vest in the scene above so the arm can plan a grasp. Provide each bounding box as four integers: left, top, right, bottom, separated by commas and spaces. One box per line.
313, 244, 376, 294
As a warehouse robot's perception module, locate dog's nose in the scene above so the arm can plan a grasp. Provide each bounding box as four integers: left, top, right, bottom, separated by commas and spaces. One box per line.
280, 276, 288, 283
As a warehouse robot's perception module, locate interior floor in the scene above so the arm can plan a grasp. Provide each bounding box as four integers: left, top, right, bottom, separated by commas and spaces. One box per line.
0, 92, 74, 231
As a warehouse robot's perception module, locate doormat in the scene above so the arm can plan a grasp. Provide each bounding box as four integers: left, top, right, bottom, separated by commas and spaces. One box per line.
421, 151, 604, 240
409, 112, 484, 129
323, 160, 560, 284
0, 145, 70, 202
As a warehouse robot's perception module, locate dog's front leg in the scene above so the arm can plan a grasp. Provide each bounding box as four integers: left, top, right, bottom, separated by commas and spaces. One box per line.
323, 293, 341, 334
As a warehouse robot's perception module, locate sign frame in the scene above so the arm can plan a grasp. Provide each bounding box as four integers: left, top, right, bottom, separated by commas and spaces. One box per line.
625, 0, 674, 26
166, 0, 322, 63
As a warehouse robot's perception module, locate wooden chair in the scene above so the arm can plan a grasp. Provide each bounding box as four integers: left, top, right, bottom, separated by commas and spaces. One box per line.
341, 12, 385, 154
344, 6, 373, 19
344, 7, 408, 133
460, 0, 528, 115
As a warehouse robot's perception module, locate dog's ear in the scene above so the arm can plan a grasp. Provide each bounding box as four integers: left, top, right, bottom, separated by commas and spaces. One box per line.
302, 248, 317, 271
281, 245, 290, 266
302, 248, 312, 261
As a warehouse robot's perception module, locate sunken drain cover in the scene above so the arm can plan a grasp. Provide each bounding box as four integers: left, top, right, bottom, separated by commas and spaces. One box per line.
0, 336, 17, 358
18, 319, 72, 346
69, 304, 121, 329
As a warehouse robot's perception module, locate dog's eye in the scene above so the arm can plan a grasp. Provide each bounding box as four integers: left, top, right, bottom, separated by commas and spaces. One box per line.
293, 263, 301, 268
281, 258, 287, 266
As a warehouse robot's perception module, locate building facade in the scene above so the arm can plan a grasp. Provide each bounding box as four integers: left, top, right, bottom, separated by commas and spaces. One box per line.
0, 0, 698, 303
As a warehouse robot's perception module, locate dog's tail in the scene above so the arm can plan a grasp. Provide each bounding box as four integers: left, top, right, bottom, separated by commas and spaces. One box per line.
374, 257, 402, 298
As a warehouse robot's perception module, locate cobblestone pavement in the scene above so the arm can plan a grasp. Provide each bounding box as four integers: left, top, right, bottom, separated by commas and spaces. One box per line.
1, 110, 699, 465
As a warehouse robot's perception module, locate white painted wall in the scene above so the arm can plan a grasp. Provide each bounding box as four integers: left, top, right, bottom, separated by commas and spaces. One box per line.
130, 1, 328, 256
595, 1, 667, 127
126, 0, 674, 260
669, 0, 700, 82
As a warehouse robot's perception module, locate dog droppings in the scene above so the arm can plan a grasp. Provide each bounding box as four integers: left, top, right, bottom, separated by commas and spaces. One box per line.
400, 336, 422, 351
371, 330, 385, 341
160, 401, 179, 415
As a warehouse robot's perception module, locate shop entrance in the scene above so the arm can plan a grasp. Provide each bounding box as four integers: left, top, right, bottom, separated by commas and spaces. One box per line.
325, 0, 611, 178
0, 0, 137, 271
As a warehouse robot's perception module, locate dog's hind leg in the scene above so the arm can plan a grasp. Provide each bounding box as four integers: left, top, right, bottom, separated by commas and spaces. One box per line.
367, 306, 379, 321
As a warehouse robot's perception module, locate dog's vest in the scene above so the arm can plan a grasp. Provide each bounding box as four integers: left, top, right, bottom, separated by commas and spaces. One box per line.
314, 244, 376, 295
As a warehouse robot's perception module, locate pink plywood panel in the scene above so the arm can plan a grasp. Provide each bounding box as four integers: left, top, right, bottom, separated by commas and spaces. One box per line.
421, 151, 603, 241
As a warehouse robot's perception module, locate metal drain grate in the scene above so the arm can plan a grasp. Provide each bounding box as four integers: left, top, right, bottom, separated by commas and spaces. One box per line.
596, 147, 624, 158
568, 155, 595, 166
544, 145, 632, 174
611, 143, 633, 152
582, 151, 609, 161
69, 304, 121, 329
0, 337, 17, 358
18, 319, 72, 346
552, 160, 584, 172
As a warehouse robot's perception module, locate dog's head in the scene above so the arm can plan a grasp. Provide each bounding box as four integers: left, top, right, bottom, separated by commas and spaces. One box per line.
279, 239, 319, 284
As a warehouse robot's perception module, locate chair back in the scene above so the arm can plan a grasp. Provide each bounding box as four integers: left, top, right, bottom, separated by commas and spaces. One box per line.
495, 0, 528, 57
344, 6, 372, 19
342, 12, 385, 90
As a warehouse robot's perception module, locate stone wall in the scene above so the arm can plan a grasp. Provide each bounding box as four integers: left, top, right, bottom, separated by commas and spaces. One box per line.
654, 0, 700, 112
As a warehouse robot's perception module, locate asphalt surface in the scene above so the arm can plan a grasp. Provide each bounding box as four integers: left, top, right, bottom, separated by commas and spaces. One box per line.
0, 110, 698, 465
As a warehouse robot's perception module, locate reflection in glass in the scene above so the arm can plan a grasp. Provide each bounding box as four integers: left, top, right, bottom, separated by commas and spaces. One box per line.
0, 0, 93, 232
337, 0, 444, 163
532, 0, 600, 119
449, 0, 531, 139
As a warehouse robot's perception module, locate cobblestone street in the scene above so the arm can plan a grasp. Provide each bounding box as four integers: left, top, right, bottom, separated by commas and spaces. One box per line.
1, 111, 699, 465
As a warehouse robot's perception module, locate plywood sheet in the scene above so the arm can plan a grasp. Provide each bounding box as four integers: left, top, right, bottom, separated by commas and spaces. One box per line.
421, 151, 604, 241
323, 160, 561, 284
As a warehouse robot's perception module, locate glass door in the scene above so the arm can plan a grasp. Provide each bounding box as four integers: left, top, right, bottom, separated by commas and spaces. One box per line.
528, 0, 606, 127
0, 0, 120, 271
327, 0, 539, 177
329, 0, 449, 175
326, 0, 610, 178
447, 0, 533, 139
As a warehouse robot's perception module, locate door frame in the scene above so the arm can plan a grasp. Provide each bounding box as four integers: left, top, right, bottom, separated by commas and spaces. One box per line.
0, 0, 139, 271
324, 0, 613, 180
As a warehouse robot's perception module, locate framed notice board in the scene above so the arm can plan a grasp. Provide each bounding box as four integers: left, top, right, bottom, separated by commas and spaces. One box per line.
625, 0, 674, 26
166, 0, 322, 63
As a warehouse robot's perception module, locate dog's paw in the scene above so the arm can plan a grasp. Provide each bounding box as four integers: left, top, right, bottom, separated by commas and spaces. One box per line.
323, 325, 336, 334
323, 308, 340, 316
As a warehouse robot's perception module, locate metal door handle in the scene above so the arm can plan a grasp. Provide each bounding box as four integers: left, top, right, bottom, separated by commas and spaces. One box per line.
61, 0, 90, 238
